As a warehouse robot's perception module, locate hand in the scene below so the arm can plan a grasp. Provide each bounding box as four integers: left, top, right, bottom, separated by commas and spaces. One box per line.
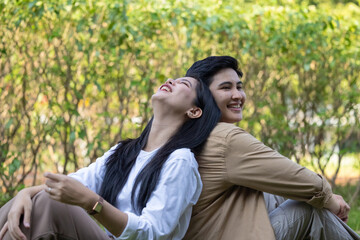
332, 194, 350, 223
325, 193, 350, 223
0, 222, 8, 240
0, 190, 33, 240
44, 172, 95, 211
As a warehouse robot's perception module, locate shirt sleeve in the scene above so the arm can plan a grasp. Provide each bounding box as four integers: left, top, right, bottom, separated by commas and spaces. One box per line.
68, 144, 118, 194
117, 153, 202, 240
224, 128, 332, 208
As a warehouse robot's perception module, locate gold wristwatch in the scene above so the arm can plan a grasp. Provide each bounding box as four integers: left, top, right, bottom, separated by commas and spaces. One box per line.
88, 196, 104, 215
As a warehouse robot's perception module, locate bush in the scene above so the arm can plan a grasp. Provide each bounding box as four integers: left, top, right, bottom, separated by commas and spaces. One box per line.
1, 0, 359, 197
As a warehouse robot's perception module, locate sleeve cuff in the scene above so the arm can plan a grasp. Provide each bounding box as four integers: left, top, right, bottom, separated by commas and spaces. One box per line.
306, 174, 333, 208
115, 212, 139, 240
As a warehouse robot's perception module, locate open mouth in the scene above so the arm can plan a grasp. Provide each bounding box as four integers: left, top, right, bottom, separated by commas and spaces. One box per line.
160, 84, 172, 92
227, 102, 242, 110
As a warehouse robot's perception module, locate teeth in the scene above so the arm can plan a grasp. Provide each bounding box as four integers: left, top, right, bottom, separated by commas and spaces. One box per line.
161, 86, 171, 92
229, 103, 241, 108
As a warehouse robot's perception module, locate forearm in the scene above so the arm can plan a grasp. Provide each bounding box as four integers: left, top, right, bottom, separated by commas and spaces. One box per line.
78, 189, 128, 237
92, 198, 128, 237
227, 130, 333, 207
43, 173, 128, 237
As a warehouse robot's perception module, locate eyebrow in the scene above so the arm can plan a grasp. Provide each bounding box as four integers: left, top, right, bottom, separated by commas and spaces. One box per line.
218, 81, 243, 87
179, 78, 193, 87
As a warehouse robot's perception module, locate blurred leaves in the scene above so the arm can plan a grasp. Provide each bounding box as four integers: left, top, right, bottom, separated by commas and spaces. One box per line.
0, 0, 359, 199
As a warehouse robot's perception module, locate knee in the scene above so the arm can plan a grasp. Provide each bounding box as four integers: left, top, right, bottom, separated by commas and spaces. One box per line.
32, 191, 71, 217
32, 191, 55, 209
276, 200, 315, 224
284, 200, 313, 212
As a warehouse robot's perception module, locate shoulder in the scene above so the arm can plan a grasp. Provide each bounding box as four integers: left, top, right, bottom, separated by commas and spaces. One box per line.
204, 123, 262, 156
159, 148, 201, 186
166, 148, 198, 168
209, 122, 248, 141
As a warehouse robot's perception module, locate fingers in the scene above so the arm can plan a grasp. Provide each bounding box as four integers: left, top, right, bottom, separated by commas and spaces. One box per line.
333, 194, 350, 223
45, 186, 55, 195
0, 221, 28, 240
339, 203, 350, 216
44, 173, 66, 197
44, 173, 59, 195
0, 222, 8, 240
44, 172, 63, 181
22, 200, 32, 229
7, 219, 27, 240
6, 195, 32, 240
338, 203, 350, 222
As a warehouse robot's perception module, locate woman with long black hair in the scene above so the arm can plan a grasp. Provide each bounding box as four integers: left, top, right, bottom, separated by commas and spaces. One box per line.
0, 76, 220, 240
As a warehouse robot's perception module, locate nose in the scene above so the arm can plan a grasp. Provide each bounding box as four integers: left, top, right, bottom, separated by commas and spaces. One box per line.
166, 78, 174, 85
231, 89, 243, 100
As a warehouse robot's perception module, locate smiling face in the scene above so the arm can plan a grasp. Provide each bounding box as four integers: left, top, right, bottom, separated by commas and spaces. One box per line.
152, 77, 202, 118
209, 68, 246, 123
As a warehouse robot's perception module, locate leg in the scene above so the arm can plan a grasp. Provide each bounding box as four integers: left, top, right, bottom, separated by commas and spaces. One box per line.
1, 191, 110, 240
269, 199, 360, 240
263, 192, 287, 214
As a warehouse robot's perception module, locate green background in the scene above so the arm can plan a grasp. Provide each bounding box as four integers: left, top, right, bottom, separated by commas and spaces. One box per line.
1, 0, 359, 232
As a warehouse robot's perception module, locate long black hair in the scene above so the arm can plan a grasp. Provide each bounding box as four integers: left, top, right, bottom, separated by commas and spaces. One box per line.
99, 78, 220, 214
185, 56, 243, 87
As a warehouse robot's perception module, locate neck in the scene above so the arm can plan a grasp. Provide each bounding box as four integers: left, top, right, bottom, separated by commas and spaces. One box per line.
143, 115, 185, 152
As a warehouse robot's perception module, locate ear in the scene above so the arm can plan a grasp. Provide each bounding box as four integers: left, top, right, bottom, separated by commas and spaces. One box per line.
186, 107, 202, 119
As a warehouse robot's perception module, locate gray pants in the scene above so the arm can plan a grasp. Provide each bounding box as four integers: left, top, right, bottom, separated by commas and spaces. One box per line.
0, 191, 110, 240
264, 193, 360, 240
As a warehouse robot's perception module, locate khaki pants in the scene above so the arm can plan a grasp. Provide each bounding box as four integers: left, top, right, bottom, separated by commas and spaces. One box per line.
0, 191, 110, 240
264, 192, 360, 240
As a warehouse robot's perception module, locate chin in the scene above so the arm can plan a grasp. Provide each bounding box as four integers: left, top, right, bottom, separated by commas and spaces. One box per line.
221, 113, 243, 124
220, 118, 240, 124
230, 117, 242, 123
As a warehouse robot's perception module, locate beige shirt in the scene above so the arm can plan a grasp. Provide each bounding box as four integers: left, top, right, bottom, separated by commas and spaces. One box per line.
184, 122, 332, 240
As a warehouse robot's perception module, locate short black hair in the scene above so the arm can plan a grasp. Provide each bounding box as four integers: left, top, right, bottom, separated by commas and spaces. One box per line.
186, 56, 243, 86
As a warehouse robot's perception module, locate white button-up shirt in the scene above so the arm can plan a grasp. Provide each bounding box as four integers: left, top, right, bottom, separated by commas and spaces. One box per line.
69, 145, 202, 240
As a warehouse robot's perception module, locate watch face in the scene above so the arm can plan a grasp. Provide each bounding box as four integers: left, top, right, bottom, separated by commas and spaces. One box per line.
94, 201, 102, 213
88, 196, 104, 215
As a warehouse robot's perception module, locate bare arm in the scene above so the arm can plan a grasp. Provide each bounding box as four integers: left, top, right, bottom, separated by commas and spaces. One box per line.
44, 172, 128, 237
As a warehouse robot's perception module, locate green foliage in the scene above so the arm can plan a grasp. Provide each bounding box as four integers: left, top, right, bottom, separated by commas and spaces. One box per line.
349, 209, 360, 234
0, 0, 359, 209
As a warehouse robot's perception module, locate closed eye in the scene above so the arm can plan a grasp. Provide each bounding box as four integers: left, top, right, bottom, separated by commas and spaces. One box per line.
181, 81, 190, 87
221, 86, 231, 90
179, 79, 193, 88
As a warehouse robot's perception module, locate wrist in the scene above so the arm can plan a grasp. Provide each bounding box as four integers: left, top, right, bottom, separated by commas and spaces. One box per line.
324, 194, 340, 214
87, 196, 104, 215
83, 192, 100, 212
